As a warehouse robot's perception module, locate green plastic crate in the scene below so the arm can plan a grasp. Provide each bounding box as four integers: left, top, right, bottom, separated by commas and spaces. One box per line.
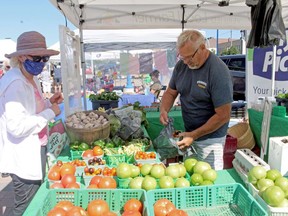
70, 150, 83, 160
147, 183, 267, 216
81, 189, 149, 215
33, 189, 148, 216
117, 177, 132, 189
36, 189, 80, 216
106, 154, 126, 166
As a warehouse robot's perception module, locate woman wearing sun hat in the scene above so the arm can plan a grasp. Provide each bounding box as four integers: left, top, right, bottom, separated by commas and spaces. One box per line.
0, 31, 63, 215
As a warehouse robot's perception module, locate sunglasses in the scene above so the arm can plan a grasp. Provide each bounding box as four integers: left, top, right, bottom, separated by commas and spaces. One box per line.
29, 55, 50, 63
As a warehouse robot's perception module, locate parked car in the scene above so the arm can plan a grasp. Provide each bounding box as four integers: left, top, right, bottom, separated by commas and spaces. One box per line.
219, 54, 246, 101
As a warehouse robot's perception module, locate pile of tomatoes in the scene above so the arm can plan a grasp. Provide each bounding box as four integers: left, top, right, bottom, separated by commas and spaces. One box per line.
70, 159, 87, 167
154, 198, 188, 216
134, 151, 156, 160
82, 146, 104, 159
84, 166, 116, 176
87, 175, 117, 189
48, 161, 80, 189
47, 197, 143, 216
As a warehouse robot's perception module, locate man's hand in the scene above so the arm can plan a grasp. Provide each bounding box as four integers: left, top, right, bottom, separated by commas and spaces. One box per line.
177, 132, 194, 149
50, 92, 63, 104
159, 111, 169, 126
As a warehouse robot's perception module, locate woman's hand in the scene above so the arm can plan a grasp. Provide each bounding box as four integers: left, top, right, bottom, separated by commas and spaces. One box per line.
49, 92, 63, 104
51, 103, 61, 116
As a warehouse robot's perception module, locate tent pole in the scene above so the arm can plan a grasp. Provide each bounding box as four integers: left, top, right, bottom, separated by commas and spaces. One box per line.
181, 5, 185, 31
271, 45, 276, 97
79, 24, 87, 111
216, 30, 219, 55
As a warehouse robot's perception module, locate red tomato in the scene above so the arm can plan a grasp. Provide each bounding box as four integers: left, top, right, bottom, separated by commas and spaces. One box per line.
92, 146, 104, 156
154, 199, 176, 216
66, 206, 87, 216
90, 175, 103, 186
55, 200, 74, 212
167, 209, 188, 216
82, 149, 94, 158
106, 212, 117, 216
122, 210, 142, 216
60, 163, 76, 177
61, 174, 76, 188
87, 199, 109, 216
57, 160, 63, 167
66, 182, 80, 189
50, 182, 64, 189
47, 207, 67, 216
48, 166, 61, 181
98, 177, 117, 189
124, 199, 143, 213
87, 184, 98, 189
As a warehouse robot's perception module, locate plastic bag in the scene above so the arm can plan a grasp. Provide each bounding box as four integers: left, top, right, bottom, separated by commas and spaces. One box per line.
113, 106, 143, 140
152, 118, 179, 161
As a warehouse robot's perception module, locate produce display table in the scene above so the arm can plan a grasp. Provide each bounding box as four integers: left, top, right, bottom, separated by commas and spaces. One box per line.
248, 108, 288, 148
23, 168, 244, 216
24, 108, 252, 215
145, 110, 184, 140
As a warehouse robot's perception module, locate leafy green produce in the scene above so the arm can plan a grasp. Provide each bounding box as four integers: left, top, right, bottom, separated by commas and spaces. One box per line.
109, 114, 121, 136
111, 136, 125, 147
105, 142, 115, 148
89, 91, 121, 101
277, 93, 285, 98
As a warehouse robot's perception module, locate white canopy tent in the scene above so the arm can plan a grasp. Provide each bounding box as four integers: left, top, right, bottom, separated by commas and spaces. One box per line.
50, 0, 254, 30
49, 0, 288, 111
0, 39, 16, 62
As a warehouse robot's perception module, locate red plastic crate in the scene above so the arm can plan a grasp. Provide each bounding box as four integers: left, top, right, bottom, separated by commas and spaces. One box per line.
224, 135, 237, 154
223, 153, 235, 169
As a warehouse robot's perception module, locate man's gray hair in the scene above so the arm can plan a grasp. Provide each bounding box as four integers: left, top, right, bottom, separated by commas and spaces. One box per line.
177, 30, 206, 49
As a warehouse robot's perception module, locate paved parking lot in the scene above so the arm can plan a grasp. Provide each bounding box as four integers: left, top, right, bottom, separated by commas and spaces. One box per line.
0, 176, 14, 216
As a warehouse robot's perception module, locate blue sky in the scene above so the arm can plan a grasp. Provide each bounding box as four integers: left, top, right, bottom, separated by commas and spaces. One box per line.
0, 1, 241, 47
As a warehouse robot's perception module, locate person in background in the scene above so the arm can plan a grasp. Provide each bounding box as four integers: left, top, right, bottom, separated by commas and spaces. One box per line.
0, 59, 11, 78
149, 69, 162, 96
159, 30, 233, 170
0, 31, 63, 215
53, 63, 62, 93
40, 66, 53, 98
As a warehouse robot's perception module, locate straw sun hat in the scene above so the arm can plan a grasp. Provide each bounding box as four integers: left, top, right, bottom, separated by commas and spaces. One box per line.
5, 31, 59, 58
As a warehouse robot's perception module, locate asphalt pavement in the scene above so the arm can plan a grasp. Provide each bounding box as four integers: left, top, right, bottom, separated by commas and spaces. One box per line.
0, 176, 14, 216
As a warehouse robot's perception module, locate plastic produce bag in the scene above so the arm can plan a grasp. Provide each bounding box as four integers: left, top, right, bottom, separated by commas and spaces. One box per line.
152, 118, 179, 161
113, 106, 143, 140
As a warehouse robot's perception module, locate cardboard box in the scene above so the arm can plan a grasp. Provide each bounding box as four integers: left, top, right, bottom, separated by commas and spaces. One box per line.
268, 136, 288, 176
